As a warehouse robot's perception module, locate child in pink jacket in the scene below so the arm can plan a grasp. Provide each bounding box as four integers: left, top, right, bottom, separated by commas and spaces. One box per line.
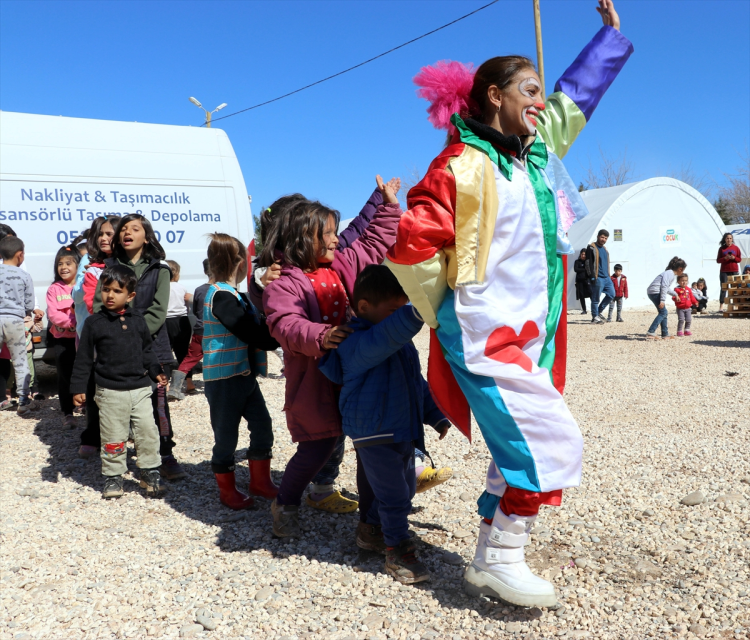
263, 177, 401, 538
46, 246, 80, 426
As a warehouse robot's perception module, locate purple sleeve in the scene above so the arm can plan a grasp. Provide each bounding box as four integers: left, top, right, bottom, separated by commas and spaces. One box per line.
554, 26, 634, 121
263, 277, 329, 358
337, 188, 384, 251
332, 203, 402, 295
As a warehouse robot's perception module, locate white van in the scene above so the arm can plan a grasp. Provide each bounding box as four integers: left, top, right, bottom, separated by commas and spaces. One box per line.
0, 111, 253, 359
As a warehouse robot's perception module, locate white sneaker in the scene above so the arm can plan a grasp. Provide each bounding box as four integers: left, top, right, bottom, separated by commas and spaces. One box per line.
463, 510, 557, 608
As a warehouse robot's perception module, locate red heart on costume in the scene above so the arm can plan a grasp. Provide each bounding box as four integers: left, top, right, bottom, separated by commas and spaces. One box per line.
484, 321, 540, 373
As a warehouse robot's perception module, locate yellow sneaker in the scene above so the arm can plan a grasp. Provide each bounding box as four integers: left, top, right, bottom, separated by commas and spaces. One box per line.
416, 466, 453, 494
305, 490, 358, 513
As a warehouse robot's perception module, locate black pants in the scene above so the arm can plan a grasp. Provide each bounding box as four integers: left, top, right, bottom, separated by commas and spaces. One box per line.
719, 271, 738, 305
153, 362, 175, 457
166, 317, 192, 368
49, 336, 77, 415
79, 367, 101, 448
0, 358, 10, 398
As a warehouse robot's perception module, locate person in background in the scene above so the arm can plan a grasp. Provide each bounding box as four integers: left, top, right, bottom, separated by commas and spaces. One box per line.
672, 274, 697, 337
94, 214, 186, 480
607, 263, 628, 322
0, 236, 38, 414
716, 233, 741, 313
319, 265, 450, 584
71, 265, 167, 499
168, 258, 212, 400
164, 260, 193, 396
585, 230, 614, 324
46, 246, 80, 427
254, 180, 402, 515
573, 249, 590, 315
202, 234, 280, 508
73, 217, 117, 458
645, 257, 686, 340
691, 280, 707, 314
263, 178, 401, 537
70, 231, 90, 257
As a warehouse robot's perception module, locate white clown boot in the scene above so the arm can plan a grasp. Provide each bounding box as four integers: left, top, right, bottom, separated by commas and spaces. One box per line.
464, 507, 557, 608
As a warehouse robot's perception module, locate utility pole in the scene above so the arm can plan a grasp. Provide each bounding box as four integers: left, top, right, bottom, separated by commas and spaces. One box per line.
533, 0, 546, 100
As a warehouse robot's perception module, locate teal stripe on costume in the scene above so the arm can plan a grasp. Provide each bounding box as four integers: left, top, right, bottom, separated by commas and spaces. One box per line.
527, 154, 564, 379
436, 290, 542, 493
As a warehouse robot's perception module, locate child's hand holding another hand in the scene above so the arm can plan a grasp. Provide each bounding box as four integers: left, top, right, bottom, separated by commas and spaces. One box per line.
156, 373, 169, 387
322, 325, 354, 350
73, 393, 86, 406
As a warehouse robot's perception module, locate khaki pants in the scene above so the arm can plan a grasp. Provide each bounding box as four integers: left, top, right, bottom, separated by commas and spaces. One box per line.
0, 316, 30, 398
95, 385, 161, 477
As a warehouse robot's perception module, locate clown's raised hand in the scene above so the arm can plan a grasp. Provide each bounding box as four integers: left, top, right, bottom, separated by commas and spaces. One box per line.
596, 0, 620, 31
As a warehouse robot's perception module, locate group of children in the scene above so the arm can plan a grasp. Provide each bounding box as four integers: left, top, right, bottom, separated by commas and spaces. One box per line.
0, 175, 455, 585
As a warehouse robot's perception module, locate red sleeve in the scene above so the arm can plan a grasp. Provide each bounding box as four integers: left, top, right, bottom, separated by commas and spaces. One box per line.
717, 248, 726, 264
623, 277, 628, 298
386, 145, 461, 266
735, 246, 742, 262
83, 269, 100, 314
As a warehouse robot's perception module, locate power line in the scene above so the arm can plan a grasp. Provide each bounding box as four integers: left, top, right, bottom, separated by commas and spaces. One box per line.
206, 0, 500, 126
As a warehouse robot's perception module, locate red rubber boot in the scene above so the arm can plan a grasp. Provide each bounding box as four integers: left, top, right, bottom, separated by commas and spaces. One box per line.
248, 459, 279, 499
214, 472, 254, 510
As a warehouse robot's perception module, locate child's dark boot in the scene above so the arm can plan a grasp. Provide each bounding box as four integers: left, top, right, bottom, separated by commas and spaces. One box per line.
356, 522, 387, 554
140, 468, 165, 498
385, 539, 430, 584
102, 475, 124, 499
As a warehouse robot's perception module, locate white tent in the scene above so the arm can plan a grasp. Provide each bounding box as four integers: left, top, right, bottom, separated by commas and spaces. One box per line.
568, 178, 726, 308
726, 222, 750, 271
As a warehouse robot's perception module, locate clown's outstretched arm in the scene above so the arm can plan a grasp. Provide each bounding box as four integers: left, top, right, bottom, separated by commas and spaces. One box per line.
384, 153, 458, 328
537, 0, 634, 159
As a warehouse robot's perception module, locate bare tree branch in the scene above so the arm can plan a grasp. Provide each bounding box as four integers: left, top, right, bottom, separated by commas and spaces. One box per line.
398, 165, 422, 208
582, 145, 637, 190
667, 161, 714, 201
715, 146, 750, 225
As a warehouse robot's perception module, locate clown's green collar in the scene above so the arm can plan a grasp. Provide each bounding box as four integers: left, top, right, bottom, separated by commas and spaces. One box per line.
451, 113, 548, 181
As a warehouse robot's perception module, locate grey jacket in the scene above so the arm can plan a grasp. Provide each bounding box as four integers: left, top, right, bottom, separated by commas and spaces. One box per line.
0, 264, 34, 318
647, 270, 677, 302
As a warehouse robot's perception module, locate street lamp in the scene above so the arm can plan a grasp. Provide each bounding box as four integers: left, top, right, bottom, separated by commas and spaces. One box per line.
189, 97, 227, 128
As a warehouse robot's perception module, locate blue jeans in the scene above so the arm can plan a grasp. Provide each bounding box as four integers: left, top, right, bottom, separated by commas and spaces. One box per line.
590, 277, 615, 319
647, 293, 669, 336
357, 441, 416, 546
205, 374, 273, 473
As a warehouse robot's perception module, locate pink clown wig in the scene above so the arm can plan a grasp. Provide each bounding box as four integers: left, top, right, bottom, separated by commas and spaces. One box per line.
413, 60, 476, 134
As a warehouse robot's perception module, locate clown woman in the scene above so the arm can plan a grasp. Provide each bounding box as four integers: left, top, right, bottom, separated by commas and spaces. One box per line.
385, 0, 633, 607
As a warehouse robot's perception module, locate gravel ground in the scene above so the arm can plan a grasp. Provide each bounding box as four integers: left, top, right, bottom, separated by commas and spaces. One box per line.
1, 303, 748, 640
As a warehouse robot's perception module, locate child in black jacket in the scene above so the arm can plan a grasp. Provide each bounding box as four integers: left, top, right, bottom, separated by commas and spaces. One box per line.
71, 265, 168, 499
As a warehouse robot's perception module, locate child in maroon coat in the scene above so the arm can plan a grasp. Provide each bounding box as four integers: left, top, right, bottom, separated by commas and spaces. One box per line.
672, 274, 698, 337
606, 264, 628, 322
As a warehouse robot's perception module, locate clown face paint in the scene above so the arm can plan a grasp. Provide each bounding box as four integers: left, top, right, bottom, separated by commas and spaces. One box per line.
518, 76, 545, 135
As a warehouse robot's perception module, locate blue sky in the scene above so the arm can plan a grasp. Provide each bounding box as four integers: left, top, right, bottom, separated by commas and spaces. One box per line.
1, 0, 748, 221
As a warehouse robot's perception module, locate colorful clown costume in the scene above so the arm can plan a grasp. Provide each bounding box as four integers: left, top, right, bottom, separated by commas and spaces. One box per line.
385, 26, 633, 605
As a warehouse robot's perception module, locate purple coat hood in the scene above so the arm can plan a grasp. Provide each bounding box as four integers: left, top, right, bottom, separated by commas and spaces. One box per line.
263, 203, 402, 442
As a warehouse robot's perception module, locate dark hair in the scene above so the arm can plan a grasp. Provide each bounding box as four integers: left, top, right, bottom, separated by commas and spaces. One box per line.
207, 233, 247, 284
613, 264, 623, 271
111, 214, 165, 262
720, 232, 734, 247
579, 248, 587, 257
470, 56, 536, 120
597, 229, 610, 238
352, 265, 407, 312
0, 235, 24, 260
259, 194, 307, 246
259, 197, 340, 272
677, 272, 688, 281
203, 258, 211, 277
666, 256, 687, 271
86, 217, 117, 263
0, 224, 16, 242
52, 246, 80, 283
100, 264, 137, 294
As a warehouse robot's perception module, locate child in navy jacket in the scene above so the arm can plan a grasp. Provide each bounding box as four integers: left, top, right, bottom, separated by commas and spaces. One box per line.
320, 265, 450, 585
